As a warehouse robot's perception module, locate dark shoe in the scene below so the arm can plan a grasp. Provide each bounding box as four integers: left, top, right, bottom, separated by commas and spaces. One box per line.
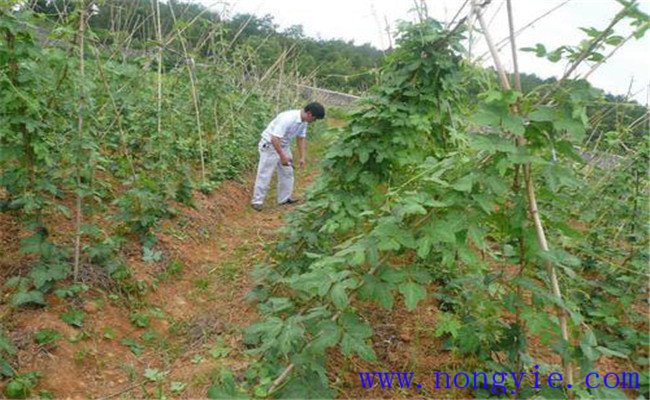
279, 198, 299, 205
251, 204, 263, 211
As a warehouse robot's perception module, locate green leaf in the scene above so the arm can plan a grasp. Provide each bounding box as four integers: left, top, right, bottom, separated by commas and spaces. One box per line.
144, 368, 166, 382
121, 338, 144, 356
0, 357, 13, 377
547, 47, 565, 62
502, 114, 525, 136
60, 309, 85, 328
378, 267, 406, 284
129, 312, 150, 329
243, 317, 283, 345
30, 264, 69, 290
471, 108, 500, 126
358, 275, 394, 309
398, 201, 427, 217
398, 282, 426, 311
340, 333, 376, 361
589, 387, 629, 400
208, 338, 231, 359
19, 234, 51, 257
430, 222, 456, 244
103, 327, 117, 340
170, 382, 187, 394
0, 332, 16, 355
54, 283, 88, 298
452, 173, 474, 192
580, 330, 599, 361
277, 318, 305, 355
554, 113, 586, 141
11, 291, 46, 307
520, 43, 546, 57
330, 283, 349, 310
588, 52, 605, 62
595, 346, 628, 359
435, 313, 462, 338
207, 369, 246, 399
308, 321, 340, 354
529, 106, 556, 122
4, 379, 30, 399
34, 329, 62, 345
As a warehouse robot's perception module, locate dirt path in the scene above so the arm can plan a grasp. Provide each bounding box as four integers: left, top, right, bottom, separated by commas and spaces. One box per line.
2, 130, 326, 399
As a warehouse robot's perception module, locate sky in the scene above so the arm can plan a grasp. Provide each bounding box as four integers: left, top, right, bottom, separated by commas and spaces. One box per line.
198, 0, 650, 104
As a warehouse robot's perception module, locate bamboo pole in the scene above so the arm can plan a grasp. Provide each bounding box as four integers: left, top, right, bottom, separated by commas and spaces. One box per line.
153, 0, 163, 142
73, 2, 86, 282
168, 3, 206, 184
472, 0, 574, 387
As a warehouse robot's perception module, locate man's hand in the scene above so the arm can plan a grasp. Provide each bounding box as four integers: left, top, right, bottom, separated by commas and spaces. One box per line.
271, 136, 292, 166
280, 153, 293, 166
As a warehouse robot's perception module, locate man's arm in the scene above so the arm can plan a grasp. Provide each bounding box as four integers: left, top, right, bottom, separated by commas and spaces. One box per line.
297, 136, 306, 168
271, 136, 291, 166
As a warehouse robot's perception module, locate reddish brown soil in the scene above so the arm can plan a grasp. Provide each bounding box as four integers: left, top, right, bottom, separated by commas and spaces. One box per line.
0, 146, 321, 398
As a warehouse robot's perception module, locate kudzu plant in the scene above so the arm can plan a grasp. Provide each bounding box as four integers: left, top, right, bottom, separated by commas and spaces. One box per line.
231, 13, 648, 399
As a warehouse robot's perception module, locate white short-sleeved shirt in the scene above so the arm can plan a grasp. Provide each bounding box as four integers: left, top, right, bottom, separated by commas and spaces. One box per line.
260, 110, 307, 148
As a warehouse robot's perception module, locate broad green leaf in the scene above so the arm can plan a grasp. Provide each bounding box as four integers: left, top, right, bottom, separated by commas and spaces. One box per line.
398, 282, 426, 311
358, 275, 394, 309
0, 357, 13, 377
144, 368, 166, 382
60, 309, 85, 328
11, 291, 46, 307
340, 312, 372, 339
277, 319, 305, 355
471, 108, 501, 126
30, 264, 69, 290
330, 283, 349, 310
378, 266, 406, 284
529, 106, 556, 122
0, 333, 16, 355
435, 313, 461, 338
452, 173, 474, 192
207, 370, 246, 399
340, 333, 376, 362
33, 329, 61, 345
170, 382, 187, 394
309, 321, 340, 354
580, 330, 599, 361
595, 346, 628, 359
121, 338, 143, 356
502, 114, 525, 136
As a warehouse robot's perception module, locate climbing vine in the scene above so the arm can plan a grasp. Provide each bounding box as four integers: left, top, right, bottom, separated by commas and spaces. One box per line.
228, 7, 648, 399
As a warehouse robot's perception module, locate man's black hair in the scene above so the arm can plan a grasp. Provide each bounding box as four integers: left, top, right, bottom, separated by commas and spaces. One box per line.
304, 102, 325, 119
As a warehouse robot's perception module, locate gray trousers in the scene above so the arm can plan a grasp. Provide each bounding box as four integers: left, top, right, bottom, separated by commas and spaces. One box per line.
251, 140, 294, 205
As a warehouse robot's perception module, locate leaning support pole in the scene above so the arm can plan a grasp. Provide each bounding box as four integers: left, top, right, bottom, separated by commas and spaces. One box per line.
168, 3, 206, 184
472, 0, 574, 388
73, 3, 87, 282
